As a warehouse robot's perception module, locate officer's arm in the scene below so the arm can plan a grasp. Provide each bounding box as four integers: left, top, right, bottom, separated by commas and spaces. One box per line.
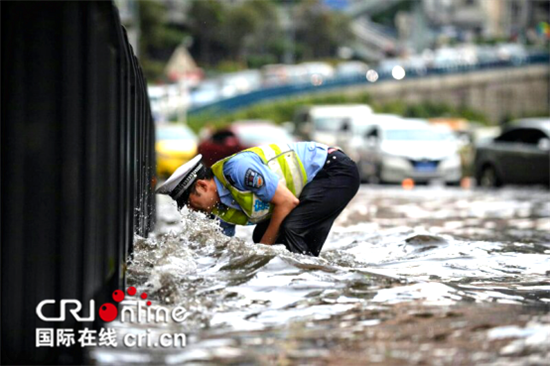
260, 181, 299, 245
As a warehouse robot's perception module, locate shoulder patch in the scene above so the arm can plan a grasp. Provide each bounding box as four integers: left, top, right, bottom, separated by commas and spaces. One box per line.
244, 168, 264, 189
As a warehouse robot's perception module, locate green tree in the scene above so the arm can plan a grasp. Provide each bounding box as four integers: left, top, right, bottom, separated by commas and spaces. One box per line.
139, 0, 187, 82
242, 1, 283, 66
221, 4, 260, 62
184, 0, 353, 69
188, 0, 226, 66
295, 0, 353, 60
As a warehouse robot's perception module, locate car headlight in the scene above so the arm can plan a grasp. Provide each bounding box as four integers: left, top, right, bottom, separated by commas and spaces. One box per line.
382, 155, 410, 169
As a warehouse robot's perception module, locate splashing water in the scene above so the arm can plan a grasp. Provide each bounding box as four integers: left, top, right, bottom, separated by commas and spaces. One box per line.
93, 186, 550, 364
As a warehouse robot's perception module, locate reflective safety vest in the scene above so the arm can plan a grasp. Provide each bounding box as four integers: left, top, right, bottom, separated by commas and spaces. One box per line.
211, 144, 308, 225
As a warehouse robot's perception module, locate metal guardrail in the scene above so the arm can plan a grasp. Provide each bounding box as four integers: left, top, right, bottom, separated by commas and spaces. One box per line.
1, 1, 155, 364
188, 53, 550, 117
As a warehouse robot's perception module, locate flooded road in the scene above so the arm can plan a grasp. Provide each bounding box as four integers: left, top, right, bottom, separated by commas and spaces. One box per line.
92, 186, 550, 365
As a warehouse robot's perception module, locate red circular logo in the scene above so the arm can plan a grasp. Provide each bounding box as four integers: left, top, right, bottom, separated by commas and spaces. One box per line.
112, 290, 125, 302
98, 303, 118, 322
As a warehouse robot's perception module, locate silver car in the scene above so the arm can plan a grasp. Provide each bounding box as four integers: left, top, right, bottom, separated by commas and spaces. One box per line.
357, 119, 462, 185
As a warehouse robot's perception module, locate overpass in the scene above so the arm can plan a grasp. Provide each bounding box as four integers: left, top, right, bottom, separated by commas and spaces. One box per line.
345, 0, 402, 61
189, 56, 550, 124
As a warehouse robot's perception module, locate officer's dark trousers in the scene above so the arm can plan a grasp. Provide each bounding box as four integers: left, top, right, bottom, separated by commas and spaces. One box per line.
252, 150, 360, 257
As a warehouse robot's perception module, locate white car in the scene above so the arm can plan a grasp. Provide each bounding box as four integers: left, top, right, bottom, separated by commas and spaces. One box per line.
190, 80, 221, 107
220, 70, 263, 96
294, 104, 374, 147
497, 43, 528, 65
299, 62, 335, 84
336, 61, 369, 78
357, 119, 462, 185
261, 64, 309, 86
336, 114, 402, 162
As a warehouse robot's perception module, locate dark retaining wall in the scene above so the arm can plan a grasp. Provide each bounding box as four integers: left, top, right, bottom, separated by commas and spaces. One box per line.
1, 1, 156, 364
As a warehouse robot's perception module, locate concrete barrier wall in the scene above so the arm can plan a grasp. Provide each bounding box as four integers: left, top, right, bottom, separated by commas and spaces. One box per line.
1, 2, 155, 364
345, 65, 550, 124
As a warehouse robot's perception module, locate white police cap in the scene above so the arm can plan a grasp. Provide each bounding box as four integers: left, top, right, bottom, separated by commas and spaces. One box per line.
156, 154, 204, 203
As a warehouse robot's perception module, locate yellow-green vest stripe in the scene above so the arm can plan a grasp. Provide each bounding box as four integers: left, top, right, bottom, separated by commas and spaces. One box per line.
210, 144, 308, 225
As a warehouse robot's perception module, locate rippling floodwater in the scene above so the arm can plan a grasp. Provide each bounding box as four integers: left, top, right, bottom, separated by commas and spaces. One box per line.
93, 186, 550, 365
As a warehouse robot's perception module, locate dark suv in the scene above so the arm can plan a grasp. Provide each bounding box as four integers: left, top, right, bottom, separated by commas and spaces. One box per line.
474, 119, 550, 187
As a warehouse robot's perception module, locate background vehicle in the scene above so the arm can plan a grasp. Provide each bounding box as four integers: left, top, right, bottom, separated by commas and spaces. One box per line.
337, 113, 401, 163
190, 80, 221, 107
148, 84, 190, 122
474, 118, 550, 187
358, 119, 462, 185
335, 61, 369, 78
261, 64, 309, 86
220, 70, 263, 98
497, 43, 528, 65
300, 61, 335, 84
294, 104, 373, 146
156, 124, 198, 178
198, 121, 296, 167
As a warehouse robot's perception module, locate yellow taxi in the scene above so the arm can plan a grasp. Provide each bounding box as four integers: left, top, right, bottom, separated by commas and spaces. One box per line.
156, 124, 198, 178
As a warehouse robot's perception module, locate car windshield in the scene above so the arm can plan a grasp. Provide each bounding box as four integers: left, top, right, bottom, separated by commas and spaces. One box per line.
354, 123, 375, 135
313, 117, 347, 132
156, 126, 195, 140
237, 126, 293, 146
384, 129, 454, 141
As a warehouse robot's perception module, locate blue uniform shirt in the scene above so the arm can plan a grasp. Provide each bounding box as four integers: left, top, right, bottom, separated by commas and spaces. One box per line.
214, 141, 328, 208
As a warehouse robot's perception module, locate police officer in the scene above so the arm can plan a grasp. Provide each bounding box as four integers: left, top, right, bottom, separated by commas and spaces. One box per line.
156, 141, 360, 257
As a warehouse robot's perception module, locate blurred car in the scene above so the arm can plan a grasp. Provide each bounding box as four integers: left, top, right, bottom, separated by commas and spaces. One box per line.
404, 55, 429, 75
148, 84, 190, 122
300, 62, 335, 84
220, 70, 262, 98
261, 64, 308, 86
431, 47, 463, 69
474, 45, 501, 65
378, 57, 427, 77
470, 125, 501, 145
429, 117, 472, 147
337, 113, 402, 162
474, 118, 550, 187
429, 117, 470, 131
198, 121, 296, 167
335, 61, 369, 78
357, 119, 462, 184
189, 80, 221, 107
156, 124, 198, 178
261, 64, 288, 86
378, 58, 404, 75
497, 43, 528, 65
429, 118, 475, 177
293, 104, 374, 146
